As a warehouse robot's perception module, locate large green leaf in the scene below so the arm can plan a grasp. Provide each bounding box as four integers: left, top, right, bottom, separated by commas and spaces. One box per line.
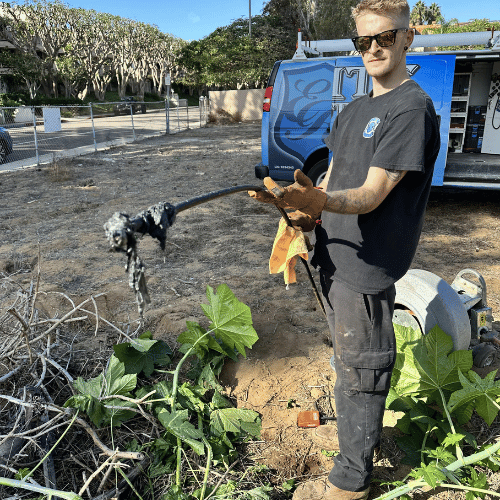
104, 355, 137, 396
66, 355, 137, 428
410, 463, 446, 488
177, 382, 207, 413
210, 408, 261, 438
102, 398, 137, 427
177, 322, 211, 353
64, 394, 106, 427
391, 323, 427, 396
392, 326, 472, 400
448, 370, 500, 425
211, 390, 233, 409
201, 284, 258, 357
157, 409, 205, 455
113, 331, 172, 377
73, 373, 104, 399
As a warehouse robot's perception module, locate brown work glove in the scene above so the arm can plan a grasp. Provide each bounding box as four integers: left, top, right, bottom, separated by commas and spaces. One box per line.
249, 170, 327, 217
286, 210, 319, 232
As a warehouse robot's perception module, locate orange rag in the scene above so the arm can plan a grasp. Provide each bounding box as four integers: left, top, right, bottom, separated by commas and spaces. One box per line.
269, 218, 309, 285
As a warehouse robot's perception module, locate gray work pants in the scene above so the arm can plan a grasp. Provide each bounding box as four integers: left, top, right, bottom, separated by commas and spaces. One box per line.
319, 271, 396, 491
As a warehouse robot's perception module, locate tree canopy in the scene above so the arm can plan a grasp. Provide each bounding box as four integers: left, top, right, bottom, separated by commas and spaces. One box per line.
422, 18, 500, 50
410, 1, 444, 25
263, 0, 358, 40
177, 15, 296, 90
0, 0, 184, 101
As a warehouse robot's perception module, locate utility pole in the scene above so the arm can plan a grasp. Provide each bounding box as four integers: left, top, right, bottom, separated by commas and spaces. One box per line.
249, 0, 251, 37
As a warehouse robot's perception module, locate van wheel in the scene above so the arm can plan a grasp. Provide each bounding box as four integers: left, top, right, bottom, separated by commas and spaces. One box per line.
307, 158, 329, 187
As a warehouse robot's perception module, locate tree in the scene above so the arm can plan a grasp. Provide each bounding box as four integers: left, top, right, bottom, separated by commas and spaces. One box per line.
426, 2, 443, 24
177, 15, 296, 91
2, 0, 74, 97
423, 18, 500, 49
55, 48, 87, 99
64, 9, 115, 101
0, 49, 43, 99
410, 0, 428, 25
263, 0, 357, 40
142, 28, 184, 97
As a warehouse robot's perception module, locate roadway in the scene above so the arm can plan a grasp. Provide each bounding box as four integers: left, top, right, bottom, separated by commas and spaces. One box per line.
1, 105, 205, 166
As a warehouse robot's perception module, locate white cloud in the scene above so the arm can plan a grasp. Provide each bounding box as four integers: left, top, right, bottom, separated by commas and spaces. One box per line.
188, 12, 201, 23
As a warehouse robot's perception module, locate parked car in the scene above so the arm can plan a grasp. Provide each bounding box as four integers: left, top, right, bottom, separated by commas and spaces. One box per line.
0, 127, 13, 164
113, 97, 147, 115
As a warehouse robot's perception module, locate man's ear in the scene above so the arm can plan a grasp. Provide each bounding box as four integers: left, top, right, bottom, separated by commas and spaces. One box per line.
406, 28, 415, 49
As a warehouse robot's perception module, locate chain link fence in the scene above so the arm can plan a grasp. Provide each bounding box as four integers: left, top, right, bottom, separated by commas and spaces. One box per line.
0, 97, 210, 171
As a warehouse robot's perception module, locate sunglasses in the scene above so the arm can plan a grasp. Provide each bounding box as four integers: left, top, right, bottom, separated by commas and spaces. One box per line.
352, 28, 409, 52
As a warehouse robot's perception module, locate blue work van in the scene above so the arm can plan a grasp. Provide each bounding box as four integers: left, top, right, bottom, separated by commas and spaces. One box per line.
256, 30, 500, 189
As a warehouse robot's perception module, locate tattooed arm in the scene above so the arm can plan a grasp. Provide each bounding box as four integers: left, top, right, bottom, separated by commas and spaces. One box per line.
323, 166, 406, 215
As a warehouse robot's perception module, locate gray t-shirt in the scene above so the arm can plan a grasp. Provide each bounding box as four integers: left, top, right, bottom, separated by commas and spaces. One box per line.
312, 79, 440, 294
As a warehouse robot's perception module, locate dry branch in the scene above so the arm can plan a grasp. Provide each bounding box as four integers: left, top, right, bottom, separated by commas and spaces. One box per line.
74, 417, 144, 461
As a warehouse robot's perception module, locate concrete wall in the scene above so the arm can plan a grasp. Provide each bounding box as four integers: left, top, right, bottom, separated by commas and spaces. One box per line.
209, 89, 265, 121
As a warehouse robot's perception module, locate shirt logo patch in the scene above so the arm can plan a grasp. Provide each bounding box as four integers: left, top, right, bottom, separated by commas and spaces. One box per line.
363, 117, 381, 138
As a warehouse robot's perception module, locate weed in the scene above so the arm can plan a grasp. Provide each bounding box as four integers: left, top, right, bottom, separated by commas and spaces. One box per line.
209, 108, 242, 124
47, 160, 71, 182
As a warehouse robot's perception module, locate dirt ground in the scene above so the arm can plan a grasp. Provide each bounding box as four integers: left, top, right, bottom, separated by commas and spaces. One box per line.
1, 121, 500, 497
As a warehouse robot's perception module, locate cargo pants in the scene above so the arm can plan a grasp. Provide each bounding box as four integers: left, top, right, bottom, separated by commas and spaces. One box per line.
319, 271, 396, 492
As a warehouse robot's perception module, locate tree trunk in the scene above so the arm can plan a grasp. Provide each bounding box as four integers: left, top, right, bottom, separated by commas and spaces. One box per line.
78, 85, 89, 101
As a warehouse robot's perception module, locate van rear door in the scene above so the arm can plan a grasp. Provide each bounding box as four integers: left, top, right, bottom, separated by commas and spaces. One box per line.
267, 59, 338, 181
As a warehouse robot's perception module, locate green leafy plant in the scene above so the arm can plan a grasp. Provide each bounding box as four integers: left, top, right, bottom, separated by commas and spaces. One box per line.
65, 353, 138, 427
378, 323, 500, 500
64, 284, 261, 499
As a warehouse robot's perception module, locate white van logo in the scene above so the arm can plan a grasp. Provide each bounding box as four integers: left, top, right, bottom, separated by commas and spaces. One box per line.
331, 64, 421, 116
363, 117, 380, 138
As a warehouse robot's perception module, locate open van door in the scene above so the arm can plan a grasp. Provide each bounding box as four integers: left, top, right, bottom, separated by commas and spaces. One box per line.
481, 61, 500, 154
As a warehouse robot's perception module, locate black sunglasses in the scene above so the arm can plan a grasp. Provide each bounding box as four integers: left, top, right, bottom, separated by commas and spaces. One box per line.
352, 28, 409, 52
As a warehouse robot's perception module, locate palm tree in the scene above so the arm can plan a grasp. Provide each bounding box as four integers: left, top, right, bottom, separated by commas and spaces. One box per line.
426, 3, 443, 24
410, 0, 427, 25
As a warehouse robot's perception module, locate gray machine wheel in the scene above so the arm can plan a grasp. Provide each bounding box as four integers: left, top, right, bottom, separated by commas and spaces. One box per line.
472, 343, 496, 368
394, 269, 471, 351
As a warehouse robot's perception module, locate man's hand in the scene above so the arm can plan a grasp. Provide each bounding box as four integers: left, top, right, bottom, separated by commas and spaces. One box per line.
287, 210, 318, 232
249, 170, 327, 217
248, 187, 283, 205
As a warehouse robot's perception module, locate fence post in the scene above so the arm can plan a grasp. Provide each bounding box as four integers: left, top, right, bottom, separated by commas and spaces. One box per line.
89, 103, 97, 152
165, 98, 170, 135
176, 101, 180, 132
32, 106, 39, 166
129, 104, 136, 141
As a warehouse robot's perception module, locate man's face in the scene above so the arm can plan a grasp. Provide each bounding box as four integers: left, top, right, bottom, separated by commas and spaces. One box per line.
355, 12, 409, 79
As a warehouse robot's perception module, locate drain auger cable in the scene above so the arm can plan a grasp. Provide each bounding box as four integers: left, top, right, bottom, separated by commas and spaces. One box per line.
104, 185, 326, 317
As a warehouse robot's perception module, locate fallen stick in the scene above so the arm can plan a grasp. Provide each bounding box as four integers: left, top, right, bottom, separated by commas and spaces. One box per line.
7, 307, 33, 363
31, 294, 107, 344
74, 417, 144, 461
78, 451, 119, 497
0, 365, 22, 383
90, 457, 150, 500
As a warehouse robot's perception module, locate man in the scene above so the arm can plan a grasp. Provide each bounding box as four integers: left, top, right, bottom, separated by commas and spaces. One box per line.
249, 0, 441, 498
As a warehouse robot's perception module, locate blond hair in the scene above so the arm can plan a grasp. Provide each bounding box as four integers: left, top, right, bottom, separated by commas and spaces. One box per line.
352, 0, 410, 27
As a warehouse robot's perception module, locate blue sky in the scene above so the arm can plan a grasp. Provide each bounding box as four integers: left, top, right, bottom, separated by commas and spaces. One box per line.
64, 0, 499, 41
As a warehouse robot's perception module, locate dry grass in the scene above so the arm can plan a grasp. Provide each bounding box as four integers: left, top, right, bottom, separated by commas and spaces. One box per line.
208, 108, 243, 125
47, 159, 72, 182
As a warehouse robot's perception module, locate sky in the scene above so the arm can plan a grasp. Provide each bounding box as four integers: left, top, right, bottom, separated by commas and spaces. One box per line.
64, 0, 499, 42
